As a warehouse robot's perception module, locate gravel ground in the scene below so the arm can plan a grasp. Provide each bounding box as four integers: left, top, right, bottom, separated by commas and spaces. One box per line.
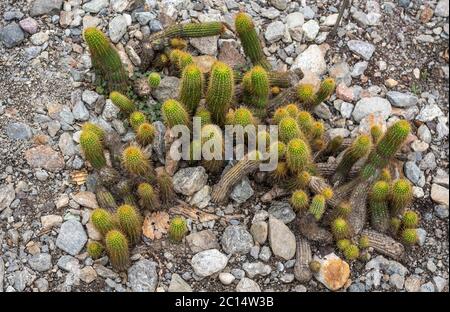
0, 0, 448, 292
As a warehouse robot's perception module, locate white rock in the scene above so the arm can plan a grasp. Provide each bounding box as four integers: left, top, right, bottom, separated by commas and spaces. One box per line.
352, 97, 392, 122
191, 249, 228, 278
291, 44, 326, 75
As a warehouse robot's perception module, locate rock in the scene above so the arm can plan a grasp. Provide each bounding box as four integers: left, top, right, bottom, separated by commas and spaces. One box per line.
6, 122, 32, 140
56, 220, 88, 256
82, 0, 108, 13
0, 184, 15, 212
351, 61, 368, 77
416, 104, 443, 122
218, 40, 246, 68
347, 40, 376, 61
435, 0, 449, 17
243, 262, 272, 278
73, 191, 98, 209
270, 0, 288, 10
152, 121, 166, 163
30, 31, 49, 45
19, 17, 39, 34
0, 22, 25, 48
417, 125, 432, 144
313, 253, 350, 291
57, 255, 80, 272
416, 228, 427, 246
433, 276, 447, 292
219, 272, 235, 285
286, 12, 304, 41
268, 201, 296, 224
390, 273, 405, 290
259, 246, 272, 262
221, 225, 254, 255
405, 275, 422, 292
25, 145, 65, 172
404, 161, 424, 186
191, 36, 218, 55
151, 76, 180, 103
329, 62, 352, 86
420, 281, 435, 292
135, 12, 155, 25
128, 259, 158, 292
173, 166, 208, 196
189, 185, 211, 209
28, 253, 52, 272
193, 55, 217, 73
168, 273, 192, 292
291, 44, 327, 75
230, 177, 254, 204
185, 230, 220, 253
191, 249, 228, 278
265, 21, 285, 42
30, 0, 63, 17
250, 221, 268, 245
236, 278, 261, 292
109, 15, 127, 43
268, 217, 296, 260
72, 101, 89, 121
431, 184, 449, 207
94, 264, 118, 279
58, 132, 75, 156
386, 91, 418, 108
82, 90, 99, 106
41, 214, 63, 229
352, 97, 392, 122
86, 220, 103, 241
1, 258, 5, 291
302, 20, 319, 41
80, 266, 97, 284
111, 0, 129, 12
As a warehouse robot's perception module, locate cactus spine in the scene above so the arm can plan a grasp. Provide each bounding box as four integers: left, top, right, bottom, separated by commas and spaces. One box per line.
91, 208, 115, 235
401, 228, 418, 246
369, 180, 390, 232
206, 61, 234, 126
273, 107, 290, 124
137, 183, 160, 211
80, 130, 106, 169
83, 27, 128, 92
82, 122, 105, 141
105, 230, 129, 270
169, 216, 188, 243
233, 107, 255, 127
309, 194, 326, 221
313, 78, 336, 106
157, 22, 225, 39
249, 66, 270, 110
87, 241, 104, 259
116, 204, 142, 245
110, 91, 136, 115
343, 244, 360, 260
136, 122, 156, 146
235, 13, 271, 70
162, 99, 190, 128
129, 111, 147, 131
401, 210, 419, 229
297, 111, 314, 135
331, 217, 350, 240
279, 117, 302, 143
297, 84, 315, 105
121, 144, 151, 176
148, 72, 161, 88
179, 64, 203, 114
390, 179, 413, 216
195, 108, 212, 126
291, 190, 309, 212
286, 138, 311, 173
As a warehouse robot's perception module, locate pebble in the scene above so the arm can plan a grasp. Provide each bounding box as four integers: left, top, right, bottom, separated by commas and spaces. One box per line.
190, 249, 228, 278
236, 278, 261, 292
168, 273, 192, 292
243, 262, 272, 278
250, 221, 268, 245
185, 230, 220, 253
19, 17, 39, 34
73, 191, 98, 209
431, 183, 449, 207
0, 22, 25, 48
172, 166, 208, 196
6, 122, 32, 140
28, 253, 52, 272
313, 253, 350, 291
268, 217, 296, 260
128, 259, 158, 292
230, 177, 254, 204
347, 40, 376, 60
25, 145, 65, 172
405, 275, 422, 292
30, 0, 63, 17
291, 44, 327, 75
109, 15, 128, 43
352, 97, 392, 122
30, 32, 49, 45
259, 246, 272, 262
221, 225, 254, 255
302, 20, 319, 41
56, 220, 87, 256
265, 21, 285, 43
268, 201, 296, 224
386, 91, 418, 108
219, 272, 235, 285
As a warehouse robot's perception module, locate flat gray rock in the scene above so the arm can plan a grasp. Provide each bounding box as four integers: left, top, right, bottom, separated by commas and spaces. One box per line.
56, 220, 87, 256
221, 225, 254, 255
28, 253, 52, 272
191, 249, 228, 278
347, 40, 376, 60
127, 259, 158, 292
30, 0, 63, 17
386, 91, 418, 108
268, 201, 296, 224
352, 97, 392, 122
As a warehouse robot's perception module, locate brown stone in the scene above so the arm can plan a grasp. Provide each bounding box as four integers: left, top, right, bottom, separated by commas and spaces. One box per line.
73, 192, 98, 209
25, 145, 65, 172
193, 55, 217, 74
314, 253, 350, 291
218, 41, 246, 69
420, 6, 434, 23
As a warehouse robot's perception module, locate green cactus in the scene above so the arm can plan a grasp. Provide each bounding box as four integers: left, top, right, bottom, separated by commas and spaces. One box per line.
286, 138, 311, 173
336, 201, 352, 217
288, 170, 311, 190
322, 187, 334, 200
401, 228, 418, 246
272, 141, 286, 159
343, 244, 360, 260
82, 122, 105, 141
169, 49, 193, 69
332, 134, 372, 184
110, 91, 136, 115
272, 107, 290, 124
168, 216, 188, 243
121, 144, 151, 176
313, 78, 336, 106
206, 61, 234, 126
279, 117, 303, 143
310, 121, 325, 139
91, 208, 115, 235
117, 180, 138, 206
96, 189, 118, 211
309, 260, 321, 273
402, 210, 419, 229
194, 108, 212, 126
83, 27, 128, 92
234, 13, 271, 70
297, 83, 315, 105
201, 124, 224, 173
87, 241, 104, 259
148, 72, 161, 88
285, 103, 299, 118
137, 183, 160, 211
331, 217, 350, 240
390, 178, 413, 216
161, 99, 190, 128
309, 194, 326, 221
233, 107, 255, 127
129, 111, 147, 131
80, 130, 106, 169
379, 168, 392, 182
370, 124, 383, 144
291, 190, 309, 212
271, 161, 289, 182
361, 120, 411, 179
369, 180, 390, 232
359, 235, 370, 249
157, 22, 225, 39
169, 38, 187, 50
105, 229, 129, 270
249, 66, 270, 109
297, 111, 314, 135
157, 170, 175, 206
179, 64, 203, 115
321, 135, 343, 156
116, 204, 142, 245
390, 217, 402, 235
337, 239, 351, 251
136, 122, 156, 146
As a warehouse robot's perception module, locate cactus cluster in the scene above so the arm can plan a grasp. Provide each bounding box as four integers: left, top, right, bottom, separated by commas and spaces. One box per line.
162, 99, 190, 128
296, 78, 336, 110
80, 127, 106, 169
179, 64, 203, 115
169, 216, 188, 243
206, 61, 234, 126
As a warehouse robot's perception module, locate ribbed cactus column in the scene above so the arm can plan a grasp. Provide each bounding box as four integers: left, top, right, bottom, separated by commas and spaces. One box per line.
249, 66, 270, 110
206, 61, 234, 126
179, 64, 203, 115
161, 99, 190, 128
235, 13, 271, 70
369, 180, 391, 232
83, 27, 128, 92
153, 22, 225, 40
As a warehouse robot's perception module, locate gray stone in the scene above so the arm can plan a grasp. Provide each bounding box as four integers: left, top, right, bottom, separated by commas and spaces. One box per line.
102, 99, 120, 121
351, 61, 368, 77
302, 20, 319, 41
250, 221, 268, 245
57, 255, 80, 272
151, 76, 180, 103
94, 264, 118, 279
152, 121, 166, 163
6, 122, 32, 140
191, 249, 228, 278
185, 230, 220, 253
72, 101, 89, 121
433, 276, 447, 292
435, 0, 449, 17
135, 12, 155, 25
352, 97, 392, 122
417, 124, 432, 143
109, 15, 127, 43
347, 40, 376, 60
262, 7, 281, 19
416, 104, 443, 122
236, 277, 261, 292
268, 201, 296, 224
230, 177, 254, 204
389, 273, 405, 290
56, 220, 87, 255
28, 253, 52, 272
286, 12, 304, 41
270, 0, 288, 10
189, 185, 211, 209
173, 166, 208, 196
14, 269, 34, 291
386, 91, 418, 108
1, 23, 25, 48
349, 282, 366, 292
221, 225, 254, 255
0, 184, 15, 212
191, 36, 219, 55
405, 275, 421, 292
82, 0, 108, 13
265, 21, 285, 42
219, 272, 235, 285
111, 0, 129, 12
404, 161, 424, 186
128, 259, 158, 292
58, 132, 75, 156
30, 0, 63, 17
416, 228, 427, 246
0, 257, 4, 292
291, 44, 326, 75
259, 246, 272, 262
420, 281, 435, 292
243, 262, 272, 278
82, 90, 99, 106
168, 273, 192, 292
80, 266, 97, 284
30, 31, 49, 45
431, 183, 449, 207
268, 217, 296, 260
